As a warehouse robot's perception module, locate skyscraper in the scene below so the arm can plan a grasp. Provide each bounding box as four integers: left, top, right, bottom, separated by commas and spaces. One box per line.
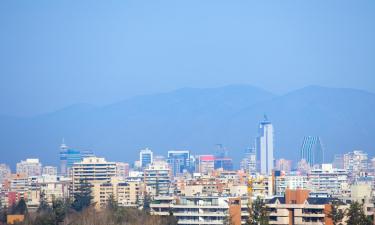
256, 115, 274, 175
59, 141, 94, 176
140, 148, 153, 168
299, 136, 324, 167
167, 150, 190, 176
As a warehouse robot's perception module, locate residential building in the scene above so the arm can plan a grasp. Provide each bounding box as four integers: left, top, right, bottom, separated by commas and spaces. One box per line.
240, 147, 257, 175
16, 159, 42, 177
151, 196, 244, 225
196, 155, 215, 174
144, 161, 171, 196
42, 166, 57, 176
275, 174, 309, 195
332, 154, 344, 169
266, 189, 337, 225
309, 164, 349, 197
116, 162, 130, 179
0, 164, 11, 182
343, 150, 368, 178
71, 157, 117, 192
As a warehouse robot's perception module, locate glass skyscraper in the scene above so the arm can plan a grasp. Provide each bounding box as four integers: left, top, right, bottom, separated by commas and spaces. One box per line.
167, 150, 190, 176
59, 141, 94, 175
140, 148, 153, 168
299, 136, 324, 167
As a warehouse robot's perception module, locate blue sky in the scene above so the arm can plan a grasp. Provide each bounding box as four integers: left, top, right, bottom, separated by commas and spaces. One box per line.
0, 0, 374, 116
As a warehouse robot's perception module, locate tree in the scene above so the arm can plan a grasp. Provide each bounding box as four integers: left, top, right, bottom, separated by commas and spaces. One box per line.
52, 198, 69, 225
38, 191, 52, 213
143, 192, 151, 214
106, 194, 118, 211
71, 180, 92, 212
246, 197, 269, 225
347, 201, 373, 225
328, 200, 345, 225
13, 198, 28, 215
0, 200, 7, 223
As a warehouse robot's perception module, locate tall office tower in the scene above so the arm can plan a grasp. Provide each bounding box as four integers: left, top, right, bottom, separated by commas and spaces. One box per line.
240, 147, 257, 175
144, 161, 171, 196
167, 150, 190, 176
256, 115, 274, 175
42, 166, 58, 176
16, 158, 42, 177
343, 150, 368, 177
275, 158, 292, 173
59, 141, 94, 176
299, 136, 324, 167
71, 157, 116, 193
0, 164, 11, 182
214, 157, 233, 171
196, 155, 215, 174
140, 148, 153, 168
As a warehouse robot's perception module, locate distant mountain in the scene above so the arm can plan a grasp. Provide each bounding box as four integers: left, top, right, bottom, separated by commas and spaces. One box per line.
0, 84, 374, 168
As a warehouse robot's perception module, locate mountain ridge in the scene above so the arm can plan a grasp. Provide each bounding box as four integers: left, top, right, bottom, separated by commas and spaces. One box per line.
0, 84, 373, 168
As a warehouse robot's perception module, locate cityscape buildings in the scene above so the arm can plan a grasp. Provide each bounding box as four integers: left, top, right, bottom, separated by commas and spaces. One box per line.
0, 121, 374, 225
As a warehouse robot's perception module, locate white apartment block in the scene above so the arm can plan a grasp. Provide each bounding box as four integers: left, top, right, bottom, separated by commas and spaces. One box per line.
71, 157, 117, 192
16, 158, 42, 177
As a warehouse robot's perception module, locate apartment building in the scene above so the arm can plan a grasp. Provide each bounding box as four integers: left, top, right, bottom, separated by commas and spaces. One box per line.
151, 196, 244, 225
71, 157, 117, 193
266, 189, 335, 225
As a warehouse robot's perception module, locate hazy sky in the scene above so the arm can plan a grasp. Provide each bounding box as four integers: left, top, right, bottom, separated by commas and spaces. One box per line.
0, 0, 374, 116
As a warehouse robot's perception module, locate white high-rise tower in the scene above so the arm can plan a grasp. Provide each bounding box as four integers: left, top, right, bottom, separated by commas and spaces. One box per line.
256, 115, 274, 175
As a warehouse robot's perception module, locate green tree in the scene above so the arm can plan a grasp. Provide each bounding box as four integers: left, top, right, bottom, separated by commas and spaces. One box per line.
37, 191, 52, 213
71, 180, 92, 212
328, 200, 345, 225
0, 200, 7, 223
106, 194, 118, 211
13, 198, 28, 215
246, 197, 269, 225
52, 198, 69, 225
347, 201, 373, 225
143, 192, 151, 214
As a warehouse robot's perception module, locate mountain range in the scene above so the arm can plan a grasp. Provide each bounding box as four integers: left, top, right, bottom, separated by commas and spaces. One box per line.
0, 84, 374, 168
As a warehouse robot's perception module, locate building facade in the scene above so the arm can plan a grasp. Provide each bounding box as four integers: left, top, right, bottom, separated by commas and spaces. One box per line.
256, 116, 274, 175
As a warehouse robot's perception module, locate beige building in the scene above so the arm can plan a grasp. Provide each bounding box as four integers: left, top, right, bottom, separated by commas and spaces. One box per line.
91, 177, 143, 209
71, 157, 117, 193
